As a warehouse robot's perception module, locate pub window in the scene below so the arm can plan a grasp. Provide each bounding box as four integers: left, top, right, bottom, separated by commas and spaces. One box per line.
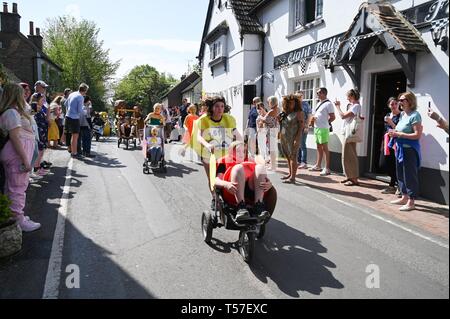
295, 77, 321, 109
293, 0, 323, 30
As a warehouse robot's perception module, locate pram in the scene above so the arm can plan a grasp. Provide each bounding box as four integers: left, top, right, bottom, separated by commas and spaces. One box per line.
142, 125, 167, 174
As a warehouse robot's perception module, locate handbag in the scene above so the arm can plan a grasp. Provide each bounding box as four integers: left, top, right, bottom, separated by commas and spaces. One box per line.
344, 104, 364, 144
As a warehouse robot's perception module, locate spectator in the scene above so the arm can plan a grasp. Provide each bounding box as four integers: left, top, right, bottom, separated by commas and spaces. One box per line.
180, 98, 190, 131
161, 105, 172, 142
48, 96, 63, 149
262, 96, 280, 171
79, 96, 95, 158
61, 88, 72, 148
0, 83, 41, 232
309, 88, 336, 176
31, 93, 50, 176
34, 81, 49, 111
256, 102, 269, 164
279, 95, 305, 184
19, 83, 41, 182
246, 97, 260, 160
428, 107, 449, 134
389, 92, 423, 212
296, 91, 313, 169
380, 98, 402, 195
335, 89, 363, 187
65, 83, 89, 158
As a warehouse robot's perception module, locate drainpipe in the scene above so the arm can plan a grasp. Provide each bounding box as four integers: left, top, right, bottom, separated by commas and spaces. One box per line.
260, 34, 265, 100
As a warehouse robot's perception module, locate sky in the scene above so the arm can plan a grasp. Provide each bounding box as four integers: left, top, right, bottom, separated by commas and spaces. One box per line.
13, 0, 209, 80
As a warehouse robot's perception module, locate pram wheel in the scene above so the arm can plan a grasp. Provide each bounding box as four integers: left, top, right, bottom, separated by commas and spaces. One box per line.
117, 138, 121, 148
143, 167, 150, 175
134, 139, 137, 149
125, 139, 129, 150
201, 211, 214, 243
238, 231, 255, 264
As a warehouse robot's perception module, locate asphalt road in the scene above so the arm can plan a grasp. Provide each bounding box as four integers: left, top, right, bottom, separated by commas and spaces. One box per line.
0, 138, 448, 299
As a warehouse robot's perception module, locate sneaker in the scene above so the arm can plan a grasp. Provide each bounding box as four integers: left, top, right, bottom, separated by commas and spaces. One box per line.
18, 217, 41, 233
320, 168, 331, 176
391, 198, 408, 205
399, 205, 416, 212
254, 201, 270, 220
235, 201, 251, 222
381, 187, 397, 194
299, 163, 308, 169
309, 166, 322, 172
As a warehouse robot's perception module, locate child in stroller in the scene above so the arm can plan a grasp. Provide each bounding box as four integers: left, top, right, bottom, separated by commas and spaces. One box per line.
143, 125, 167, 174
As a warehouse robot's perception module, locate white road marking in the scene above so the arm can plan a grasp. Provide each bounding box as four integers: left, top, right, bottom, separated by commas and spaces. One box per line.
298, 182, 449, 250
42, 158, 74, 299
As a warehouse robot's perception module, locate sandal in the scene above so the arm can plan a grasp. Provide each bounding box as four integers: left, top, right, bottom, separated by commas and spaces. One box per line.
344, 181, 360, 187
281, 175, 291, 180
340, 179, 350, 184
282, 179, 296, 184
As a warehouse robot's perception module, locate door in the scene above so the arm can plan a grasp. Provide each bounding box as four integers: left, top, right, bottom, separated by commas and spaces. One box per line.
369, 71, 407, 174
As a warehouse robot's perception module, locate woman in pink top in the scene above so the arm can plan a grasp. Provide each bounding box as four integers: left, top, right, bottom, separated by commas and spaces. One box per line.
0, 83, 41, 232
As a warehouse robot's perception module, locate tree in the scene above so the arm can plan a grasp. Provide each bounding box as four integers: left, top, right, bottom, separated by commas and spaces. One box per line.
43, 16, 120, 111
114, 65, 177, 114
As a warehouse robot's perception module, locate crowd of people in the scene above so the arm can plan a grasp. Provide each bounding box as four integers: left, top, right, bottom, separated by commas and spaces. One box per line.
185, 87, 448, 216
0, 80, 99, 233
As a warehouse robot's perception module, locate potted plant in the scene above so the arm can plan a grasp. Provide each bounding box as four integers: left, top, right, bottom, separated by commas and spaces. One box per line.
0, 193, 22, 258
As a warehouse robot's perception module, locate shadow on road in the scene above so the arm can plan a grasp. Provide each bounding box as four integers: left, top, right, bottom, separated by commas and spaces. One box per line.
250, 219, 344, 298
0, 162, 153, 299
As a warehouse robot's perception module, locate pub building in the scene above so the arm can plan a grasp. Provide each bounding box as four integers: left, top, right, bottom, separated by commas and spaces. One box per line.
198, 0, 449, 204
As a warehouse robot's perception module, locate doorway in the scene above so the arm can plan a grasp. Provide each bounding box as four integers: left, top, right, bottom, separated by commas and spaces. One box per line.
369, 71, 407, 174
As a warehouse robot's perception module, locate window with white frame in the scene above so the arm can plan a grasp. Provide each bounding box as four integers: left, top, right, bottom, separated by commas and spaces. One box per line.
293, 0, 323, 31
210, 40, 222, 61
295, 77, 321, 109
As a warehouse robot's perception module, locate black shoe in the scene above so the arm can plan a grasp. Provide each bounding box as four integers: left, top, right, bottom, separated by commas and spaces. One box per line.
254, 201, 270, 220
235, 201, 250, 222
85, 154, 96, 158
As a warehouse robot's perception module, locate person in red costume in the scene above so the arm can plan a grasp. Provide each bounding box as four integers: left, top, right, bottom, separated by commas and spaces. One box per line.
214, 141, 277, 222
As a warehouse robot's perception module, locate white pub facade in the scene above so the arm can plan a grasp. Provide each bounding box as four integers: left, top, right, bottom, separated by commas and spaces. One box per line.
199, 0, 449, 204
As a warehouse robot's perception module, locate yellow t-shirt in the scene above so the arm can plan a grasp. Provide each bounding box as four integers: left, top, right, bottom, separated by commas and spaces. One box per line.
191, 114, 237, 160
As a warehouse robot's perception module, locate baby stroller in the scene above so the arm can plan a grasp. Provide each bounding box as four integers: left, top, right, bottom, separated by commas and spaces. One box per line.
202, 187, 275, 264
142, 125, 167, 174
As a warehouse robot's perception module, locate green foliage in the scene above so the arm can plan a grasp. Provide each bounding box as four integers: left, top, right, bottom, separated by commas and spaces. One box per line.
0, 194, 13, 226
114, 65, 177, 114
43, 16, 120, 111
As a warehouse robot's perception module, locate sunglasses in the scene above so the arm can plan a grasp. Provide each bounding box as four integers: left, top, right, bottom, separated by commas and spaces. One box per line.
399, 99, 408, 102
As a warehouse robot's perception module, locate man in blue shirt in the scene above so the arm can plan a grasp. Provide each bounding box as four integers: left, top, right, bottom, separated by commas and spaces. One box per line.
65, 83, 89, 158
246, 97, 260, 159
296, 91, 313, 168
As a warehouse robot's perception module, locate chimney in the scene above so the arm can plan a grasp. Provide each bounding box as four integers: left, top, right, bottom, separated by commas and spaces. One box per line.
0, 2, 21, 33
28, 23, 43, 50
29, 21, 34, 36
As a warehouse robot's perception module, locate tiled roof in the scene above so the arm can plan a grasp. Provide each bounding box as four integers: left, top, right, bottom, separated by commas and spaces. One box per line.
340, 2, 429, 54
230, 0, 264, 35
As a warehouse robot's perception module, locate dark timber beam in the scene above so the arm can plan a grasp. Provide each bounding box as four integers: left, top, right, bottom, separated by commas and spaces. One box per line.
341, 62, 362, 90
393, 52, 416, 88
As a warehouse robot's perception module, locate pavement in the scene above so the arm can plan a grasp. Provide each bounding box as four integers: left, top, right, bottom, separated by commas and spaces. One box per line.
276, 161, 449, 240
0, 138, 448, 299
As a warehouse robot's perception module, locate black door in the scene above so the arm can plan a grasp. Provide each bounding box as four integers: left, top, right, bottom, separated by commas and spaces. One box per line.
370, 71, 407, 174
